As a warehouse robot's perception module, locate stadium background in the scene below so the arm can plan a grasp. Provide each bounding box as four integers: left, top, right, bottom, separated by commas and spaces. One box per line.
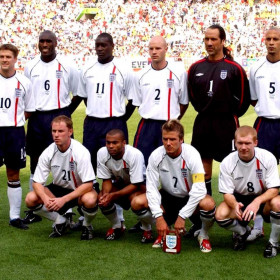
1, 0, 280, 279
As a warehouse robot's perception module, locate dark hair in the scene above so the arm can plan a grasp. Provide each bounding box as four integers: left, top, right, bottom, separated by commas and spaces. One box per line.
39, 30, 57, 44
96, 32, 114, 45
52, 115, 73, 129
106, 129, 125, 141
0, 44, 19, 58
208, 24, 233, 59
162, 119, 184, 140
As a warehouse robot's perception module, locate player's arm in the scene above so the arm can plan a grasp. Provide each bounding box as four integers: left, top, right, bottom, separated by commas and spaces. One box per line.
48, 181, 93, 212
224, 193, 243, 220
123, 99, 136, 121
243, 188, 279, 221
178, 103, 188, 120
33, 181, 52, 210
107, 182, 140, 200
98, 179, 113, 207
68, 96, 84, 114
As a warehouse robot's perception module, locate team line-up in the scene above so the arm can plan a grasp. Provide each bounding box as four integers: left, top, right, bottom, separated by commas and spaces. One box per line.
1, 24, 280, 258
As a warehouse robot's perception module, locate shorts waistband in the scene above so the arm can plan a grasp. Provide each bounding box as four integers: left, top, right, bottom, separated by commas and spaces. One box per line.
86, 115, 124, 121
35, 107, 70, 114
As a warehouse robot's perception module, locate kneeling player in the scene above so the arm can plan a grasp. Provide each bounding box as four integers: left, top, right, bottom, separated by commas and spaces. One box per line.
97, 129, 154, 243
146, 119, 216, 252
25, 115, 98, 240
215, 126, 280, 257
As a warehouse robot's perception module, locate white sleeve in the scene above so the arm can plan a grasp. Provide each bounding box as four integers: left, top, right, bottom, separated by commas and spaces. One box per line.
69, 65, 79, 97
77, 69, 88, 98
96, 149, 111, 179
179, 182, 206, 219
33, 149, 51, 184
76, 148, 95, 183
218, 160, 235, 194
249, 66, 258, 101
131, 72, 142, 107
124, 68, 134, 101
179, 69, 189, 105
24, 79, 35, 112
129, 151, 145, 184
146, 155, 163, 218
265, 155, 280, 189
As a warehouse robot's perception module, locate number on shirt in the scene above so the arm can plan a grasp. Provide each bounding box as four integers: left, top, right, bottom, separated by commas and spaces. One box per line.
62, 170, 71, 181
0, 98, 11, 108
96, 83, 105, 94
155, 89, 160, 100
269, 82, 275, 94
45, 80, 50, 91
173, 176, 178, 189
247, 182, 254, 193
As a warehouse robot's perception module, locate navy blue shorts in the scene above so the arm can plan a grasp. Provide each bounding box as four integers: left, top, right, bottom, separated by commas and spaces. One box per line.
191, 113, 238, 162
254, 117, 280, 162
133, 119, 165, 166
0, 126, 26, 169
47, 183, 78, 215
160, 189, 190, 226
83, 116, 128, 170
26, 107, 71, 159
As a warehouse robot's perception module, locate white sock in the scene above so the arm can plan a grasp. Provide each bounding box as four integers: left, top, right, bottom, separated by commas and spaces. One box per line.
81, 206, 98, 226
34, 205, 58, 221
29, 174, 34, 191
136, 209, 154, 231
253, 214, 263, 230
7, 183, 22, 220
102, 204, 121, 229
270, 212, 280, 246
116, 204, 125, 222
55, 214, 66, 225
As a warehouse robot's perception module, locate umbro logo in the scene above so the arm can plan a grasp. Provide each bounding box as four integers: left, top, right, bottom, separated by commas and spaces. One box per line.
195, 73, 204, 76
52, 165, 60, 168
31, 75, 39, 78
142, 83, 150, 86
234, 177, 243, 180
256, 76, 264, 79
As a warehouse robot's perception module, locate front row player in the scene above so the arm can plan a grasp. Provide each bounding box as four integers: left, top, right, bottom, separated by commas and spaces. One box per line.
215, 126, 280, 257
25, 115, 98, 240
97, 129, 154, 243
0, 43, 34, 229
146, 119, 216, 252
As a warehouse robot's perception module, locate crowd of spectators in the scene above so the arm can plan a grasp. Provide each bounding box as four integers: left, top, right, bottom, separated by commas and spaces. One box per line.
0, 0, 280, 69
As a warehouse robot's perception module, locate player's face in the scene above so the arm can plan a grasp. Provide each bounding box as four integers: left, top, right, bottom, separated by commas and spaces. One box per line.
0, 50, 17, 74
148, 37, 167, 64
204, 28, 225, 60
162, 130, 183, 158
95, 37, 114, 64
235, 134, 257, 162
52, 121, 73, 152
38, 32, 57, 59
106, 134, 126, 159
265, 29, 280, 56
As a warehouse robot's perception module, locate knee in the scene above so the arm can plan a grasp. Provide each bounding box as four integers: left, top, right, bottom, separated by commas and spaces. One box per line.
81, 191, 98, 208
131, 194, 148, 211
199, 195, 216, 211
270, 196, 280, 212
215, 203, 230, 221
25, 191, 39, 207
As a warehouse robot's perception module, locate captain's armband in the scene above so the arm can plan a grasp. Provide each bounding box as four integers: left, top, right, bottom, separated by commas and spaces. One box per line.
192, 173, 204, 183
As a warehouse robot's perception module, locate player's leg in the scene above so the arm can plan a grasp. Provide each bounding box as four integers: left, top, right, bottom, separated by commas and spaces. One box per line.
79, 190, 98, 240
215, 200, 250, 250
197, 195, 215, 253
263, 196, 280, 258
131, 192, 154, 243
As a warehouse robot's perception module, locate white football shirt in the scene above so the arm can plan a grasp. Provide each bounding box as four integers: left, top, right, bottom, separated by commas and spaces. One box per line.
132, 62, 188, 120
146, 143, 206, 219
34, 139, 95, 190
97, 145, 145, 185
78, 58, 134, 118
0, 72, 34, 127
219, 147, 280, 195
250, 57, 280, 118
24, 55, 79, 111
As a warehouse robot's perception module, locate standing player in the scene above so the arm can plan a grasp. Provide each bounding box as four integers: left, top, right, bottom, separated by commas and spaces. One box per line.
77, 32, 135, 171
188, 24, 250, 195
249, 27, 280, 241
216, 126, 280, 258
23, 30, 80, 223
133, 36, 188, 166
25, 115, 98, 240
97, 129, 154, 243
146, 120, 216, 252
0, 44, 34, 229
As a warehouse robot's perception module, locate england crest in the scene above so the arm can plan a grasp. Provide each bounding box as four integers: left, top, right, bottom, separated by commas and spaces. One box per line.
256, 169, 263, 180
166, 234, 177, 249
220, 70, 227, 80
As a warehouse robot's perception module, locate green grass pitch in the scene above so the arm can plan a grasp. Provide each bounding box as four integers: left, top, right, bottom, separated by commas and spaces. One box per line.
0, 104, 280, 280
